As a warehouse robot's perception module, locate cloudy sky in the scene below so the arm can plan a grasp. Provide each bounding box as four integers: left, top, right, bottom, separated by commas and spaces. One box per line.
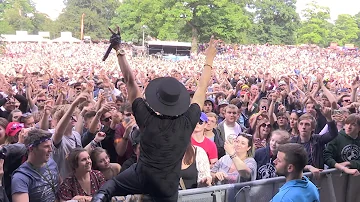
33, 0, 359, 21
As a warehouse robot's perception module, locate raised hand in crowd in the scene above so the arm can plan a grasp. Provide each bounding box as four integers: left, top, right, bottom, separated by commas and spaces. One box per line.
98, 103, 113, 116
224, 140, 235, 156
123, 118, 136, 140
39, 99, 54, 130
191, 36, 218, 109
53, 92, 90, 145
110, 109, 122, 130
351, 76, 360, 103
88, 103, 113, 134
94, 132, 107, 143
74, 92, 91, 106
351, 76, 360, 90
320, 106, 333, 122
44, 100, 54, 115
17, 128, 31, 144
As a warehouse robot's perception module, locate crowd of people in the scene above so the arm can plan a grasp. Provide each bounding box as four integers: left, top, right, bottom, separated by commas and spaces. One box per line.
0, 36, 359, 202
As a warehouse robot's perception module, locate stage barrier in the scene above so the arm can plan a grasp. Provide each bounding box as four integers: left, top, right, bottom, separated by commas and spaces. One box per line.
178, 169, 360, 202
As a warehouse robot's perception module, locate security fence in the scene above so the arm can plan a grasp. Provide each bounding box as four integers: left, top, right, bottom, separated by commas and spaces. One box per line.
178, 169, 360, 202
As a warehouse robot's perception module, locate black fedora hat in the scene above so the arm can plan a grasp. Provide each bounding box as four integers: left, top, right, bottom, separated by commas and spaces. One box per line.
145, 77, 190, 116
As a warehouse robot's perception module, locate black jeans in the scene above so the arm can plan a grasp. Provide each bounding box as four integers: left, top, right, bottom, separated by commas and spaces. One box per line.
96, 163, 179, 202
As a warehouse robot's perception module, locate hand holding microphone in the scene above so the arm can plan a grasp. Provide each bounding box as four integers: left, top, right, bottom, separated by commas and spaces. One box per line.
102, 26, 122, 61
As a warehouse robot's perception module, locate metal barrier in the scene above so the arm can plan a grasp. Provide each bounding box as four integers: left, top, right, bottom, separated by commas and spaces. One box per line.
178, 169, 360, 202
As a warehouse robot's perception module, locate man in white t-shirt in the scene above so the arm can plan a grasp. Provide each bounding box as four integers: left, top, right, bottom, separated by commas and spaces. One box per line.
216, 104, 242, 155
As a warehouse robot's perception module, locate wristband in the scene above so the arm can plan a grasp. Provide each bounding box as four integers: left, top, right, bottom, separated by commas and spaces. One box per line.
230, 153, 237, 159
91, 140, 98, 147
204, 64, 213, 69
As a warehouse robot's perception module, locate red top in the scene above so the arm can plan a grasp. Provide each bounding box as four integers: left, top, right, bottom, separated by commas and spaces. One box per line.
191, 137, 218, 161
58, 170, 106, 200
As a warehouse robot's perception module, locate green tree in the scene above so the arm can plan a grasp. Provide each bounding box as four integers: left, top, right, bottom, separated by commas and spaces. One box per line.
56, 0, 120, 40
112, 0, 251, 51
111, 0, 165, 43
353, 12, 360, 46
0, 0, 35, 34
0, 0, 55, 35
247, 0, 300, 44
296, 1, 332, 46
32, 13, 55, 34
329, 14, 359, 46
181, 0, 251, 46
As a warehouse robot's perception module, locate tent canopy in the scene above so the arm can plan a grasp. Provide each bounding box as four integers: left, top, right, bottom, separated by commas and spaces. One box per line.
52, 32, 81, 43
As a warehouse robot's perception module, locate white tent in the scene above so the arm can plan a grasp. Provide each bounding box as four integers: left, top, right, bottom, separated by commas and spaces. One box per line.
1, 31, 51, 42
52, 32, 81, 43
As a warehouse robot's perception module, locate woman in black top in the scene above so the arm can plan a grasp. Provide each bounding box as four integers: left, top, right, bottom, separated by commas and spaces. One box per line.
180, 144, 211, 189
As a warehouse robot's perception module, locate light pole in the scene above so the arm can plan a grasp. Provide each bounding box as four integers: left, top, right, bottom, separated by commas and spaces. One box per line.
142, 25, 147, 47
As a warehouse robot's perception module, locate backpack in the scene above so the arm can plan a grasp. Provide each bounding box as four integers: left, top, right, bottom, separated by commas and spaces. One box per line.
1, 144, 27, 202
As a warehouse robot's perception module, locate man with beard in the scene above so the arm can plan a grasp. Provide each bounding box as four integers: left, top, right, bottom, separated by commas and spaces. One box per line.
271, 143, 319, 202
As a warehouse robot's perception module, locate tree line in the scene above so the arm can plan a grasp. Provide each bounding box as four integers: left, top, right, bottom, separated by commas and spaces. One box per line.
1, 0, 360, 48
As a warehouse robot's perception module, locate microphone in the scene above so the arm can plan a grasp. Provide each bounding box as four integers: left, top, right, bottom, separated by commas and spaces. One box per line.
102, 27, 121, 62
102, 43, 113, 61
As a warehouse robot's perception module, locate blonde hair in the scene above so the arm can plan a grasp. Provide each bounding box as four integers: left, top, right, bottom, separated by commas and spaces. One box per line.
271, 130, 291, 143
206, 112, 218, 121
225, 104, 238, 112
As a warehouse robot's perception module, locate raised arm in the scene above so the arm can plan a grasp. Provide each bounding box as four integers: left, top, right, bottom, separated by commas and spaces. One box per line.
88, 104, 112, 134
55, 86, 67, 105
53, 93, 88, 145
318, 106, 338, 145
39, 100, 53, 130
84, 132, 106, 154
268, 92, 278, 125
191, 37, 218, 109
110, 27, 141, 104
224, 141, 252, 180
25, 82, 36, 110
14, 93, 28, 113
351, 77, 359, 103
318, 75, 338, 109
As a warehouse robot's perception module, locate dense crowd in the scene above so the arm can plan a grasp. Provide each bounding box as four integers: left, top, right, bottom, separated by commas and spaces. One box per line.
0, 40, 360, 202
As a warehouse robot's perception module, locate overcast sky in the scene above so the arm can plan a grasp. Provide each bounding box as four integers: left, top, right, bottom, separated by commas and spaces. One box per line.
33, 0, 360, 21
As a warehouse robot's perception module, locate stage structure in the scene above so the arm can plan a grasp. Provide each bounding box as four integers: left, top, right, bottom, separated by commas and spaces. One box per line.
147, 41, 191, 56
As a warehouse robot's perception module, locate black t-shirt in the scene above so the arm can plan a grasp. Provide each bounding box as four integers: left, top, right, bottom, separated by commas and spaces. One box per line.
132, 98, 200, 196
